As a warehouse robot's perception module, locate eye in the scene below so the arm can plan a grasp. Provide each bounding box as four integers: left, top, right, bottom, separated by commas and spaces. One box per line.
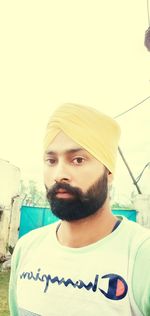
46, 158, 57, 165
72, 157, 86, 165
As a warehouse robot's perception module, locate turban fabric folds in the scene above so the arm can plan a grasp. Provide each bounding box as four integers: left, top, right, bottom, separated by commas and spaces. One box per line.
43, 103, 121, 174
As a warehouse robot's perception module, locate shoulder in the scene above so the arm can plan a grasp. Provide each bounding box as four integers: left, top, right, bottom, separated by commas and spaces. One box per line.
120, 218, 150, 315
20, 221, 57, 241
132, 237, 150, 315
11, 221, 60, 267
120, 216, 150, 244
19, 221, 59, 247
129, 222, 150, 316
131, 224, 150, 267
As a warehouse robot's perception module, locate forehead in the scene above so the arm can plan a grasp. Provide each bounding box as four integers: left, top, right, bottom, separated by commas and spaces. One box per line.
45, 131, 86, 154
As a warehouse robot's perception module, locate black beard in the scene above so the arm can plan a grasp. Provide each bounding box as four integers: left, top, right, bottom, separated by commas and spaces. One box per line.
45, 169, 108, 222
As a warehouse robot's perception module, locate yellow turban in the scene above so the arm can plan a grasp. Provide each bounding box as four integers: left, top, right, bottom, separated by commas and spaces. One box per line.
43, 103, 121, 174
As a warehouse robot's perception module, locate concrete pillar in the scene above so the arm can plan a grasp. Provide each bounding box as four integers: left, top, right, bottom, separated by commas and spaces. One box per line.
133, 194, 150, 229
0, 207, 10, 256
8, 196, 22, 249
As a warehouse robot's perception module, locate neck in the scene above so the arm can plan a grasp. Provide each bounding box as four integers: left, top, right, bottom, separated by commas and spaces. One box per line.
56, 200, 118, 248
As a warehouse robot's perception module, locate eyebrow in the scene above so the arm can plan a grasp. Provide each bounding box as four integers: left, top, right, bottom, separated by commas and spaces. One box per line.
45, 148, 85, 155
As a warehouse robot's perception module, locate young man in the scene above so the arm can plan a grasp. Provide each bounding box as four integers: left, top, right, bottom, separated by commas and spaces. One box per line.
9, 103, 150, 316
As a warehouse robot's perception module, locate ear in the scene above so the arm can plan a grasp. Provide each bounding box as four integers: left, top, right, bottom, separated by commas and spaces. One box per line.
107, 170, 113, 185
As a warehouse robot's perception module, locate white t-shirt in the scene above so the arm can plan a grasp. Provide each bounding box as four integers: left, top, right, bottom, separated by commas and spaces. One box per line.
9, 217, 150, 316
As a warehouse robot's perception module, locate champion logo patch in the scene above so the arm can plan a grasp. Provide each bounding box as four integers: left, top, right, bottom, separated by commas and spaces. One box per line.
99, 274, 128, 300
20, 269, 128, 301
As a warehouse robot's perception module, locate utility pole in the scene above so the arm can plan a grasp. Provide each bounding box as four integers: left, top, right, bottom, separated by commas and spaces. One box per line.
118, 146, 142, 194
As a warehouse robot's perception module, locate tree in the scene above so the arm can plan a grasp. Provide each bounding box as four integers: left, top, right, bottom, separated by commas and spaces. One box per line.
19, 179, 49, 207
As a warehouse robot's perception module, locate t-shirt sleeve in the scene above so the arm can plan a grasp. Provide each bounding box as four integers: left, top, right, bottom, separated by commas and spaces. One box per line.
9, 235, 26, 316
8, 225, 51, 315
132, 237, 150, 316
9, 243, 20, 316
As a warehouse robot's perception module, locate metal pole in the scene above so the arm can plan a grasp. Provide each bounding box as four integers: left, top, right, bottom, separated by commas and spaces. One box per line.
118, 146, 142, 194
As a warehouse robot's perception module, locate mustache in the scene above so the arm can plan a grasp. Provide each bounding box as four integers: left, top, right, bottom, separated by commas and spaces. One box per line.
46, 182, 84, 200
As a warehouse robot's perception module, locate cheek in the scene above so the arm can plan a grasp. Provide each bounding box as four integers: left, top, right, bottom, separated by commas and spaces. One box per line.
43, 166, 53, 186
74, 169, 98, 191
76, 166, 104, 191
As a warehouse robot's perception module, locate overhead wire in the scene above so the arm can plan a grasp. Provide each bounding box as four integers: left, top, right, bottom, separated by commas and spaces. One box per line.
113, 1, 150, 191
114, 95, 150, 119
136, 162, 150, 183
113, 95, 150, 194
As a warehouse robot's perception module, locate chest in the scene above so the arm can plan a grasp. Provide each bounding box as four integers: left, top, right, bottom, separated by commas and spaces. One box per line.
16, 240, 134, 316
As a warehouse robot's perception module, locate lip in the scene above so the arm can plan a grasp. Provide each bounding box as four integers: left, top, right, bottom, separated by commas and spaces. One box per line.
56, 191, 73, 199
56, 189, 69, 193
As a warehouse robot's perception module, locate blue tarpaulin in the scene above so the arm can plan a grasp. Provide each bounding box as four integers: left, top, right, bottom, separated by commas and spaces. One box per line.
19, 206, 58, 238
19, 206, 137, 238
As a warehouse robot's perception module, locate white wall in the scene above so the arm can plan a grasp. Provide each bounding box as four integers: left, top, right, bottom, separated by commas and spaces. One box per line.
0, 159, 20, 206
0, 159, 21, 256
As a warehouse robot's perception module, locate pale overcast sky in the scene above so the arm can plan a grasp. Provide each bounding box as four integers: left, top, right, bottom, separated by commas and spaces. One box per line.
0, 1, 150, 201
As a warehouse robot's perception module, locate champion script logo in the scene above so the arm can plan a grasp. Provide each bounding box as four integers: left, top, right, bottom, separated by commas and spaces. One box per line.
20, 269, 128, 300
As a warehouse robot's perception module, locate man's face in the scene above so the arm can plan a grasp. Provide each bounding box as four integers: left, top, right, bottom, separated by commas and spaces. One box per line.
43, 132, 112, 221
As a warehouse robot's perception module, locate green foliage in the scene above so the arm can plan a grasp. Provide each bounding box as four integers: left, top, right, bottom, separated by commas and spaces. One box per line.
20, 179, 49, 207
0, 271, 10, 316
19, 180, 134, 209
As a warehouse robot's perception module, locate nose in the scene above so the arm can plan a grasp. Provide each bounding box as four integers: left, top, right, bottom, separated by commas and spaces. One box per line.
54, 161, 71, 183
